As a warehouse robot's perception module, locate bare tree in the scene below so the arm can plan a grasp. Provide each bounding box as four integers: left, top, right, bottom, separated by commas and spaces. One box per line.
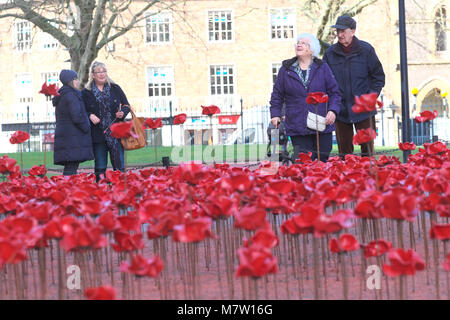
0, 0, 177, 86
300, 0, 379, 53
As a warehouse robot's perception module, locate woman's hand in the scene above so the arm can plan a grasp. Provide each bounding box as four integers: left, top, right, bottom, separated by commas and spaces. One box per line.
271, 117, 280, 128
325, 111, 336, 125
116, 111, 124, 119
89, 114, 100, 125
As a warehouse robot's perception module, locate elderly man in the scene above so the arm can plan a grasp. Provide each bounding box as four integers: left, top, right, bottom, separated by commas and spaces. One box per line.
323, 15, 385, 157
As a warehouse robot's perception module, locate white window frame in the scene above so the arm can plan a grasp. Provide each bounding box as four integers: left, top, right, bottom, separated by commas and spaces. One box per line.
146, 65, 175, 117
207, 64, 238, 113
14, 73, 33, 104
145, 11, 173, 45
40, 22, 59, 50
207, 10, 234, 43
208, 64, 235, 96
271, 62, 282, 87
14, 20, 32, 52
268, 8, 296, 41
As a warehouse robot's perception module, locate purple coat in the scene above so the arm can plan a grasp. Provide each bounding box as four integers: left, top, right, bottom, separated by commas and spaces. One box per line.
270, 57, 342, 136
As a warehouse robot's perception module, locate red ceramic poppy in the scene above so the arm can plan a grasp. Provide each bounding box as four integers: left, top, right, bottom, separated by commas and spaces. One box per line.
383, 248, 425, 276
0, 240, 28, 266
220, 172, 254, 193
425, 141, 447, 155
144, 118, 163, 130
250, 225, 279, 249
201, 105, 221, 115
329, 233, 360, 253
85, 285, 116, 300
429, 223, 450, 240
9, 131, 30, 144
306, 92, 329, 104
120, 254, 164, 277
173, 162, 209, 185
351, 93, 383, 113
363, 239, 392, 258
111, 230, 145, 252
398, 142, 416, 151
0, 156, 17, 174
234, 207, 267, 231
39, 82, 59, 97
172, 217, 215, 243
173, 113, 187, 125
28, 165, 47, 177
110, 121, 134, 138
236, 245, 278, 278
200, 196, 236, 219
414, 110, 438, 123
353, 128, 377, 145
295, 152, 313, 163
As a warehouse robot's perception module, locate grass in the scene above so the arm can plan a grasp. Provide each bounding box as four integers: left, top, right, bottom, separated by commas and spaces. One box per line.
3, 144, 413, 170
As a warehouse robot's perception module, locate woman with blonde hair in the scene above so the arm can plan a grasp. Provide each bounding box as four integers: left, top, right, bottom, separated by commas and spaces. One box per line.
81, 61, 130, 182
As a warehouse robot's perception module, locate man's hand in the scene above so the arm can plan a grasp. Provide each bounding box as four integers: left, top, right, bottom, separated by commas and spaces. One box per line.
325, 111, 336, 125
89, 114, 100, 125
271, 117, 280, 128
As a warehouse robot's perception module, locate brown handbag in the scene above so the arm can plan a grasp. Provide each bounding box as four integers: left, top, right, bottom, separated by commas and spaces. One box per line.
121, 108, 147, 150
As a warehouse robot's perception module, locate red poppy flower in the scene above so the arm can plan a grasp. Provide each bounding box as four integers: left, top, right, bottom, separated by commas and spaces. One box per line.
9, 131, 30, 144
353, 128, 377, 145
97, 212, 119, 232
429, 223, 450, 240
424, 141, 447, 155
398, 142, 416, 151
200, 196, 236, 219
236, 245, 278, 278
111, 230, 145, 252
60, 219, 108, 251
28, 165, 47, 177
0, 240, 27, 265
363, 239, 392, 258
351, 93, 383, 113
329, 233, 360, 253
383, 248, 425, 277
221, 173, 254, 193
313, 209, 354, 235
172, 217, 215, 243
144, 118, 163, 130
0, 156, 17, 174
173, 113, 187, 125
414, 110, 438, 123
306, 92, 329, 104
117, 215, 140, 232
39, 82, 59, 97
120, 254, 164, 277
110, 121, 134, 138
444, 254, 450, 271
173, 162, 209, 185
234, 207, 267, 231
381, 189, 418, 221
250, 226, 279, 249
201, 105, 221, 116
85, 285, 116, 300
267, 180, 295, 194
295, 152, 313, 163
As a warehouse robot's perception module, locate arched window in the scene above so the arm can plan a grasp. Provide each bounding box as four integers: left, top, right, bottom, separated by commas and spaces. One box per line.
435, 6, 447, 52
421, 88, 444, 116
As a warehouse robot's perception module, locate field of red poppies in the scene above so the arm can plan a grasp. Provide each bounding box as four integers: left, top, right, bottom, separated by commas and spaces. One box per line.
0, 138, 449, 300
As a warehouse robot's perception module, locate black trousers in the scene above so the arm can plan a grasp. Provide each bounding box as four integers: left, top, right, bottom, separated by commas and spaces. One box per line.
63, 161, 80, 176
290, 132, 333, 162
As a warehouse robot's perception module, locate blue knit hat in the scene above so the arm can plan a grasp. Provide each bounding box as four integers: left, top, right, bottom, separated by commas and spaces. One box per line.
59, 69, 78, 85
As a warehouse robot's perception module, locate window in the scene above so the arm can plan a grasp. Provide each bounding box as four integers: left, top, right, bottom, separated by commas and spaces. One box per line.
41, 72, 59, 101
210, 65, 234, 95
435, 7, 447, 52
147, 66, 174, 115
272, 63, 282, 86
145, 12, 172, 44
208, 11, 233, 41
15, 74, 33, 104
15, 21, 32, 51
270, 8, 295, 40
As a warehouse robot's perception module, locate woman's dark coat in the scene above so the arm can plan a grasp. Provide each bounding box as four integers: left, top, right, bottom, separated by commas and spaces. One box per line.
52, 85, 94, 165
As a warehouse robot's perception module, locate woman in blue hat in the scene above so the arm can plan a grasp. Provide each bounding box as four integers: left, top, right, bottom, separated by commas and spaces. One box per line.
52, 69, 94, 175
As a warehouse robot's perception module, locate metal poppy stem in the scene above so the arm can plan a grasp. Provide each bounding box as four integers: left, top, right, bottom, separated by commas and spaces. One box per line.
315, 104, 320, 162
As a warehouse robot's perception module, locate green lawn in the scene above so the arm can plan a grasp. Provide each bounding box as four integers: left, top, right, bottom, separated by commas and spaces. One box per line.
3, 144, 414, 170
